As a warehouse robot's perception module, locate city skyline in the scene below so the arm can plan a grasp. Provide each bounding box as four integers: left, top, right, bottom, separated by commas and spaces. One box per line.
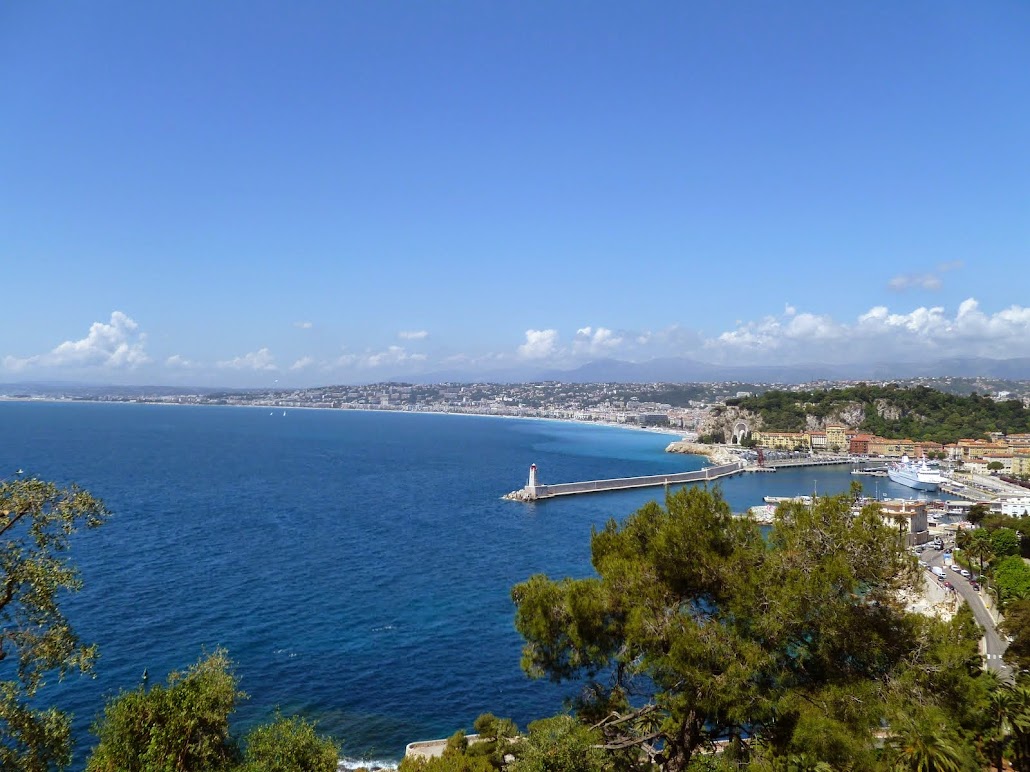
2, 3, 1029, 386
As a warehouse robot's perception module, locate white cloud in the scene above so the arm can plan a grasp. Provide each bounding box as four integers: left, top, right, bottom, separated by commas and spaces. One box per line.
398, 330, 428, 340
888, 273, 943, 291
293, 321, 313, 329
784, 303, 797, 316
572, 326, 624, 356
708, 298, 1030, 362
887, 261, 964, 292
3, 311, 149, 371
290, 356, 315, 371
517, 329, 560, 360
365, 346, 427, 368
335, 346, 427, 369
165, 354, 195, 369
217, 348, 278, 371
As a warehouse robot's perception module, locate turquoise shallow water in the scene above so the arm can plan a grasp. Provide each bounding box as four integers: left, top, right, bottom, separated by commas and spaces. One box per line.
0, 402, 918, 768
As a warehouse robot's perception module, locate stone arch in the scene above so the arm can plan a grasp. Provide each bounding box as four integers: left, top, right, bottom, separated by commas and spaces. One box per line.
731, 421, 750, 445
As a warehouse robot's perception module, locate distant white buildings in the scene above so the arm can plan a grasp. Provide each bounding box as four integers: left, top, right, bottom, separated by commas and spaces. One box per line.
1001, 497, 1030, 518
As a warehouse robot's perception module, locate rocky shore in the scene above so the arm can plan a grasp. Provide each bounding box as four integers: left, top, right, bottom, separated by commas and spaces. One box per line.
666, 441, 742, 465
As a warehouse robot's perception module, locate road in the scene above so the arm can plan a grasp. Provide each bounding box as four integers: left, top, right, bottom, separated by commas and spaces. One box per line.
921, 541, 1011, 678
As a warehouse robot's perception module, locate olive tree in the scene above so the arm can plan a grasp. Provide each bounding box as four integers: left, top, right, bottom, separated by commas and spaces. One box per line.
0, 477, 108, 771
88, 649, 339, 772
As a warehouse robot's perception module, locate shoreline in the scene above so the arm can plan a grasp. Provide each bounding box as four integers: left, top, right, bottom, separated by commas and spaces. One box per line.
666, 440, 742, 465
0, 395, 696, 444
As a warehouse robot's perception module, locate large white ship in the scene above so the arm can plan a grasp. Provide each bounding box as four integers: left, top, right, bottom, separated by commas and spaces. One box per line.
887, 455, 944, 492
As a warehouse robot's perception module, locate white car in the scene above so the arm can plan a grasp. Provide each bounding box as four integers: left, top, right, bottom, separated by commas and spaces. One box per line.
961, 569, 971, 579
951, 564, 962, 572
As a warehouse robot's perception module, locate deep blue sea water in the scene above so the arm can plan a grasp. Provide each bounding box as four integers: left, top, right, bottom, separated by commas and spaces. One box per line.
0, 402, 922, 769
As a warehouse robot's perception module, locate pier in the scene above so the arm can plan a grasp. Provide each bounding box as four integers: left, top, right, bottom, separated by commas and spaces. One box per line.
503, 462, 745, 502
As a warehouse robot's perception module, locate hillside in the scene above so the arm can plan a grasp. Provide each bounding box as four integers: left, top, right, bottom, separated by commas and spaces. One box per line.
726, 384, 1030, 444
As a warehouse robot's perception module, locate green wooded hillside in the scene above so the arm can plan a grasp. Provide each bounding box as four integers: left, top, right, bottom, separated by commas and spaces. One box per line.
727, 384, 1030, 444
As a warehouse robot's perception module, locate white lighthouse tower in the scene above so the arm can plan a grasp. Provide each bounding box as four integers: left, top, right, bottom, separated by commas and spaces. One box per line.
526, 464, 539, 500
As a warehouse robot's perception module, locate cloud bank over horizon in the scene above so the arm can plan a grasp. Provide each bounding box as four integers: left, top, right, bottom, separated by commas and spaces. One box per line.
3, 299, 1030, 385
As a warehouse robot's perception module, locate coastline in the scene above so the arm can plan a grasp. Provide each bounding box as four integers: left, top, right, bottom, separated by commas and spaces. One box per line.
0, 396, 696, 444
666, 440, 741, 465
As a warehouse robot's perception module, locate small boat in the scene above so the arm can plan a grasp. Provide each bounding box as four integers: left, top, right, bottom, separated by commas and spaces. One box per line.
763, 495, 812, 504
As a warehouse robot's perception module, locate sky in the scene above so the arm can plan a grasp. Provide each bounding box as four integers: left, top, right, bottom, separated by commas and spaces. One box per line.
2, 1, 1029, 386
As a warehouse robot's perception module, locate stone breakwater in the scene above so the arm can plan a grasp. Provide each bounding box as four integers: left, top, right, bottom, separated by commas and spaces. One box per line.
503, 462, 745, 501
666, 441, 742, 465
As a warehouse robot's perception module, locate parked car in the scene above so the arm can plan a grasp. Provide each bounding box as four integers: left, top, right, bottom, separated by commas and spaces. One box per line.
961, 569, 971, 579
971, 581, 980, 591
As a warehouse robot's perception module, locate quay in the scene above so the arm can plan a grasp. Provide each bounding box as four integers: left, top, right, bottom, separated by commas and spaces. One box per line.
503, 462, 745, 502
759, 455, 863, 469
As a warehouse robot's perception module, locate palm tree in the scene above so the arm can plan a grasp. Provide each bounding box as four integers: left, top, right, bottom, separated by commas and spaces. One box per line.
955, 529, 971, 554
983, 677, 1016, 772
1008, 684, 1030, 770
884, 715, 966, 772
967, 529, 995, 582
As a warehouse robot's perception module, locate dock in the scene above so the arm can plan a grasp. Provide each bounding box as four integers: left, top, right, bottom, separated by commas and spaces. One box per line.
503, 461, 745, 502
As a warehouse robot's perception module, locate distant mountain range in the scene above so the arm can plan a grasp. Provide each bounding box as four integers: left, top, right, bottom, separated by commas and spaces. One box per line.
0, 381, 239, 397
401, 356, 1030, 385
3, 357, 1029, 396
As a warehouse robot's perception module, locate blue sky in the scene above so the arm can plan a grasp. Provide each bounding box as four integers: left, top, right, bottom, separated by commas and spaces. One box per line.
2, 2, 1028, 386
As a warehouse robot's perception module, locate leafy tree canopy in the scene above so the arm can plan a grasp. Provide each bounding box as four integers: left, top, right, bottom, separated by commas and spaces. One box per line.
992, 528, 1022, 559
237, 713, 339, 772
0, 477, 108, 772
734, 385, 1030, 444
88, 651, 338, 772
87, 650, 244, 772
512, 487, 991, 770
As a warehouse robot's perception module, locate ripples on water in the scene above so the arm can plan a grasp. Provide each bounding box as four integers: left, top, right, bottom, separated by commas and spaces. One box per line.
0, 403, 911, 769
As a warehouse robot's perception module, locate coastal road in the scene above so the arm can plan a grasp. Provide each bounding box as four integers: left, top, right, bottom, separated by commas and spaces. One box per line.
922, 543, 1011, 678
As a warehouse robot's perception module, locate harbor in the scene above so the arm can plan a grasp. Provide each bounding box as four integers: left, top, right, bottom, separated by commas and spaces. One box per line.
502, 459, 896, 504
502, 450, 1030, 524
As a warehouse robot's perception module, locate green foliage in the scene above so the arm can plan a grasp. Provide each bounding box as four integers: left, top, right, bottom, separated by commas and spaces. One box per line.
881, 709, 973, 772
0, 477, 109, 772
992, 528, 1021, 558
697, 431, 725, 445
468, 714, 519, 769
1001, 599, 1030, 672
398, 729, 495, 772
992, 555, 1030, 608
237, 713, 339, 772
511, 487, 984, 769
89, 651, 340, 772
735, 385, 1030, 444
509, 715, 611, 772
965, 529, 995, 580
968, 504, 992, 526
87, 650, 244, 772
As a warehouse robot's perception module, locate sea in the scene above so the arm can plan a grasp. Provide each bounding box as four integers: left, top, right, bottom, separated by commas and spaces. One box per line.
0, 401, 924, 770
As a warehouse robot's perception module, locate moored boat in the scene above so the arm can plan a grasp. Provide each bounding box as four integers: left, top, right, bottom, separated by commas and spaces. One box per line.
887, 455, 944, 492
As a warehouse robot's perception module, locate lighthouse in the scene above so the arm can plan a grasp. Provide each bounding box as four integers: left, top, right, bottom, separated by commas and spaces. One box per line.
527, 463, 538, 499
